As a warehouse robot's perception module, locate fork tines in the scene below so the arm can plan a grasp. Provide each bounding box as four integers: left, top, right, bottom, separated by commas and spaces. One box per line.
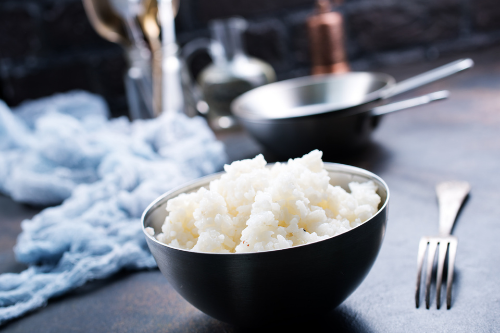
415, 236, 458, 309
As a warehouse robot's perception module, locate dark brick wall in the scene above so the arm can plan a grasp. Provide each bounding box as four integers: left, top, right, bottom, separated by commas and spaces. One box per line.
176, 0, 500, 76
348, 0, 462, 52
0, 0, 127, 116
472, 0, 500, 32
0, 0, 499, 116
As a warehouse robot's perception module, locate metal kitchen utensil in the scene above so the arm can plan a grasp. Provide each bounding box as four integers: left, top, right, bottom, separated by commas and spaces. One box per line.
108, 0, 154, 118
142, 163, 389, 326
138, 0, 179, 116
308, 0, 349, 74
108, 0, 149, 51
382, 59, 472, 99
415, 181, 470, 309
83, 0, 180, 118
83, 0, 154, 118
371, 90, 449, 116
82, 0, 130, 46
139, 0, 162, 116
158, 0, 184, 114
232, 59, 473, 158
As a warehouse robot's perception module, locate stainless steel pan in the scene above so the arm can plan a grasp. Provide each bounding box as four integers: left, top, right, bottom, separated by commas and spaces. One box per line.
231, 59, 473, 158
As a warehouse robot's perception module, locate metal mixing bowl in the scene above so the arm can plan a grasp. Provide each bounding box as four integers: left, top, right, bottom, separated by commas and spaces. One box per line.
142, 163, 389, 326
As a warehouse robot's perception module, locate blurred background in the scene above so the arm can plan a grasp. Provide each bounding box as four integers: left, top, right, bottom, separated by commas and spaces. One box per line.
0, 0, 498, 118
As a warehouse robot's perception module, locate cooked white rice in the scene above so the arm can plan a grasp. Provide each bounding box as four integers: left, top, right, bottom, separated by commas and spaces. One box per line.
150, 150, 381, 253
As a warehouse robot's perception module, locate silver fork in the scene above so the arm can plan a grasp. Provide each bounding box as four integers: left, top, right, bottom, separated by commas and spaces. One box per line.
415, 181, 470, 309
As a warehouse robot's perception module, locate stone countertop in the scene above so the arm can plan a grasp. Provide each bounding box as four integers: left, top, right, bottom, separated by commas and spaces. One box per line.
1, 46, 500, 332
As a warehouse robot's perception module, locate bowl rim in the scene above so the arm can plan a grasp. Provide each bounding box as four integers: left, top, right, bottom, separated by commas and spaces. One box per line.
141, 162, 390, 255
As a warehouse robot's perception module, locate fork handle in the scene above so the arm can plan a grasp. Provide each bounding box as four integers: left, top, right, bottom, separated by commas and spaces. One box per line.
436, 181, 471, 236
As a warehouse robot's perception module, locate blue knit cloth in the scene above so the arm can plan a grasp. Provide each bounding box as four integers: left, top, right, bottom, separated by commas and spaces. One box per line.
0, 91, 226, 324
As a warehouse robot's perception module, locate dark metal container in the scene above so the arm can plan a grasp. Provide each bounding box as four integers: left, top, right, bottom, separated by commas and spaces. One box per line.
142, 163, 389, 326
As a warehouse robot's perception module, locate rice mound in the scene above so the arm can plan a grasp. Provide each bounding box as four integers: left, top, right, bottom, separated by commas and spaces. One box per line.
152, 150, 381, 253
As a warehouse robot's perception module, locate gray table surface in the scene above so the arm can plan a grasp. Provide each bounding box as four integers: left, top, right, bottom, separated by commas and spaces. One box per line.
1, 46, 500, 332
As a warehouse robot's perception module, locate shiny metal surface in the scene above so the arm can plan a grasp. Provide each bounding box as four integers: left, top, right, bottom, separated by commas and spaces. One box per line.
381, 59, 473, 99
82, 0, 130, 46
415, 181, 470, 310
159, 0, 185, 114
436, 181, 471, 236
233, 72, 394, 120
371, 90, 449, 116
139, 0, 163, 116
232, 59, 473, 158
108, 0, 155, 118
142, 163, 389, 326
307, 0, 350, 75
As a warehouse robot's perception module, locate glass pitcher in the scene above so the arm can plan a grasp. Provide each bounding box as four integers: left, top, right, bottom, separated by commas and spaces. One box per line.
194, 17, 276, 130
